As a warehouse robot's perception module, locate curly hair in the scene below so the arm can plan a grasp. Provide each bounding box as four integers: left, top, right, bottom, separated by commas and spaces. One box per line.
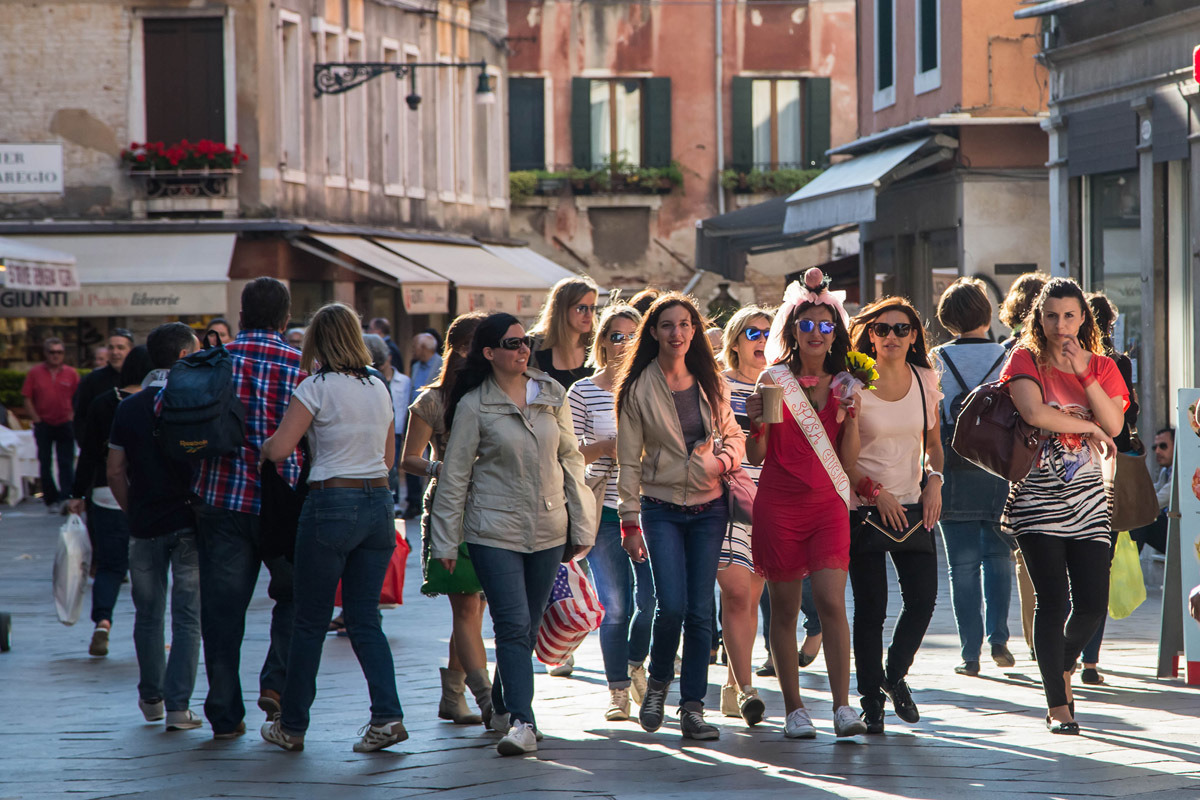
1020, 277, 1103, 362
999, 271, 1050, 330
849, 296, 933, 369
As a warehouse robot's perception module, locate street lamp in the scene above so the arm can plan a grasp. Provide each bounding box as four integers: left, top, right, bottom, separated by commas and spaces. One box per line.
313, 60, 495, 109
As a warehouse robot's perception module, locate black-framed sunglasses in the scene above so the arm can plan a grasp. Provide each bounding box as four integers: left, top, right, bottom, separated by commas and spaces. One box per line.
497, 335, 533, 351
869, 322, 913, 338
797, 319, 836, 335
742, 327, 770, 341
573, 304, 599, 315
608, 332, 633, 344
1154, 442, 1171, 451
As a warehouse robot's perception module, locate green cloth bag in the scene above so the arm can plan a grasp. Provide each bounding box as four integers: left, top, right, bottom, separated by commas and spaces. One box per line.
421, 541, 482, 596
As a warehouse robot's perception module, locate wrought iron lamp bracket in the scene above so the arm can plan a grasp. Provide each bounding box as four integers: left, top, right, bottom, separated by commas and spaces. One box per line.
313, 60, 488, 98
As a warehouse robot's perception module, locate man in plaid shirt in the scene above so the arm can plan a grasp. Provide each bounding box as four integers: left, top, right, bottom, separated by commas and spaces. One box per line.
191, 278, 307, 739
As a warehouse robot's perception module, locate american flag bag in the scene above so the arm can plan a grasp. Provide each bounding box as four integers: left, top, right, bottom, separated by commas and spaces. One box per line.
535, 561, 605, 666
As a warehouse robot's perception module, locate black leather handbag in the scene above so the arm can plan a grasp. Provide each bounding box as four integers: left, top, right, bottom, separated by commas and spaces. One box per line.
850, 365, 936, 556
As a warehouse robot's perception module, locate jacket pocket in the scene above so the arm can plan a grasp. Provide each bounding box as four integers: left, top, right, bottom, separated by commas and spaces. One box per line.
463, 490, 523, 541
537, 492, 570, 543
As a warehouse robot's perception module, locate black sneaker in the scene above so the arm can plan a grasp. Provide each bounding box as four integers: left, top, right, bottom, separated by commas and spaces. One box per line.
955, 660, 981, 676
639, 677, 669, 732
679, 707, 719, 740
755, 657, 776, 678
882, 678, 919, 724
991, 644, 1016, 668
860, 693, 885, 735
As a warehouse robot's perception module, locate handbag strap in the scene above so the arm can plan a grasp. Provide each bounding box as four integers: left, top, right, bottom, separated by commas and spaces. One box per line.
910, 364, 927, 475
767, 365, 851, 509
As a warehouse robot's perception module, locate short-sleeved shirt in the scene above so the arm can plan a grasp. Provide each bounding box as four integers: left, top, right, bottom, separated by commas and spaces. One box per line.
856, 365, 943, 505
1000, 347, 1129, 423
22, 363, 79, 426
409, 388, 450, 459
110, 385, 196, 539
292, 371, 394, 483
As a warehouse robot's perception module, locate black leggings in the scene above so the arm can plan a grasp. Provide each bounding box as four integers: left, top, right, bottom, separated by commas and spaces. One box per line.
849, 548, 939, 699
1016, 533, 1111, 708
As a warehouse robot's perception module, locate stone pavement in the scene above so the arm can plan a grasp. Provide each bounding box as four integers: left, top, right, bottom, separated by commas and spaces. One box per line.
1, 500, 1198, 800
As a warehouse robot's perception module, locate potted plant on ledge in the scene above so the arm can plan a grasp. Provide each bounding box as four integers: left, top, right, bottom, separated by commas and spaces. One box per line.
121, 139, 248, 199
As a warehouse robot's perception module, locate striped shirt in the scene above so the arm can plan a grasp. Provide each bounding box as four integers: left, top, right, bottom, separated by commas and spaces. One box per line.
724, 374, 763, 484
566, 377, 619, 509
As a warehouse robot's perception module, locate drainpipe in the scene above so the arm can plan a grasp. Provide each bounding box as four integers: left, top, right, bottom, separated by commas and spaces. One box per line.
715, 0, 725, 215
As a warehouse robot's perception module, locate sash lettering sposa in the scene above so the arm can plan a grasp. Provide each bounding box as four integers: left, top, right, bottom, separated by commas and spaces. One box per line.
768, 365, 851, 509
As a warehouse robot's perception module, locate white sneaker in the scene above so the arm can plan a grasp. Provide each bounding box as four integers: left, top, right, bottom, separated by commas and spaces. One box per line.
497, 720, 538, 756
489, 711, 511, 734
166, 709, 203, 731
138, 698, 165, 722
548, 655, 574, 677
784, 708, 817, 739
353, 720, 408, 752
834, 705, 868, 737
628, 663, 648, 705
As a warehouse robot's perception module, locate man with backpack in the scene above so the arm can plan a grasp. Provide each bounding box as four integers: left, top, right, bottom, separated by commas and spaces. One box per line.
164, 278, 307, 739
108, 323, 204, 730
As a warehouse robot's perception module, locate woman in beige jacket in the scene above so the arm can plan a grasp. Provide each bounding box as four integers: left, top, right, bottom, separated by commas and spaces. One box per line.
430, 312, 593, 757
614, 293, 745, 742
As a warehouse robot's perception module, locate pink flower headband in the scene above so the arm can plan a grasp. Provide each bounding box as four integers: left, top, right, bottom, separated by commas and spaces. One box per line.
764, 267, 850, 365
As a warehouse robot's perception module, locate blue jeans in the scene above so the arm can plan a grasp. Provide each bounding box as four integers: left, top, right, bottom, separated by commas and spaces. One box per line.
33, 421, 74, 505
468, 542, 564, 728
939, 520, 1012, 662
130, 530, 201, 711
641, 496, 727, 707
586, 518, 655, 686
193, 503, 294, 735
89, 503, 130, 625
281, 485, 402, 735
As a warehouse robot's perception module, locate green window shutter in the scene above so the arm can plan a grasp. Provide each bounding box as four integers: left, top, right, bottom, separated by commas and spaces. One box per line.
571, 77, 592, 169
509, 78, 545, 171
643, 77, 672, 167
804, 77, 831, 169
731, 76, 753, 173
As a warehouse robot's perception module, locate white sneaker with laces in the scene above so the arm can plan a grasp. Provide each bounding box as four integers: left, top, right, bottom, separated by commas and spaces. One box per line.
784, 708, 817, 739
353, 719, 408, 752
497, 720, 538, 756
605, 686, 631, 721
260, 720, 304, 751
166, 709, 203, 731
834, 705, 869, 737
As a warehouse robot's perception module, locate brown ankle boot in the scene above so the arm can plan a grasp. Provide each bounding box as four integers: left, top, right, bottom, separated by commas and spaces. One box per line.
438, 668, 482, 724
464, 667, 494, 727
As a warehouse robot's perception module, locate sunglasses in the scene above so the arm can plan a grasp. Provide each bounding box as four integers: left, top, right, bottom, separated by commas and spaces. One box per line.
573, 304, 599, 315
869, 322, 913, 338
743, 327, 770, 342
497, 335, 533, 351
608, 332, 633, 344
797, 319, 837, 335
1154, 442, 1170, 450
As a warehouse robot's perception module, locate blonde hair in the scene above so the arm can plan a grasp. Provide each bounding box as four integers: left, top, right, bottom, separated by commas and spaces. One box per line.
530, 276, 600, 353
721, 306, 774, 370
588, 304, 642, 368
300, 303, 373, 374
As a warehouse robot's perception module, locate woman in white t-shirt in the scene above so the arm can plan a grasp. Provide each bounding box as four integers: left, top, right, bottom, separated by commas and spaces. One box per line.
259, 303, 406, 754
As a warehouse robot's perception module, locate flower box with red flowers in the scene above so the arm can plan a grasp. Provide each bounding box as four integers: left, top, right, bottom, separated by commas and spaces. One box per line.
122, 139, 248, 172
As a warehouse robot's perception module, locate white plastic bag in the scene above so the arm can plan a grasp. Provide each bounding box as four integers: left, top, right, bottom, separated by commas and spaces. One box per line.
53, 513, 91, 625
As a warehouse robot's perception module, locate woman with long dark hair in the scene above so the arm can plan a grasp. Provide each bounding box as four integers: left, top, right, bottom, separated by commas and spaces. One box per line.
744, 270, 865, 738
1001, 279, 1125, 733
430, 312, 593, 756
401, 312, 492, 726
614, 293, 745, 741
845, 296, 944, 735
259, 303, 405, 753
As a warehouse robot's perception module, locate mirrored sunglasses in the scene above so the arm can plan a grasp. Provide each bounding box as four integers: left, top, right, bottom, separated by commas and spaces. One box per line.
742, 327, 770, 341
797, 319, 836, 335
869, 322, 912, 338
498, 335, 533, 351
573, 304, 599, 315
608, 332, 633, 344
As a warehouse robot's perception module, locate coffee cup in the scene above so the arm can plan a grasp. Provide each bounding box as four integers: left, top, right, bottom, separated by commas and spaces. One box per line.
760, 385, 784, 424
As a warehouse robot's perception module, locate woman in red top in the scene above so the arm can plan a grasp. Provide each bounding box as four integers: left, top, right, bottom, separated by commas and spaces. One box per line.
745, 269, 866, 739
1002, 278, 1126, 734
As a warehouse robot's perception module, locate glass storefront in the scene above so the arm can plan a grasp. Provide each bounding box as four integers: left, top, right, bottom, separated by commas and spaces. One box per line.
1086, 170, 1142, 360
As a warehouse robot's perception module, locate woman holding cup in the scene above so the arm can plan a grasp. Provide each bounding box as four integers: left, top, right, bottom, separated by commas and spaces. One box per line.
745, 269, 866, 739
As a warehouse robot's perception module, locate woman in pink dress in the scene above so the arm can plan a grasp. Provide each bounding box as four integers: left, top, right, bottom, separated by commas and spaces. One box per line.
745, 269, 866, 739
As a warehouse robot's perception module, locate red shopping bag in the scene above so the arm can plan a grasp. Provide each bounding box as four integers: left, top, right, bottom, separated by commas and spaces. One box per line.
335, 522, 410, 607
535, 561, 605, 666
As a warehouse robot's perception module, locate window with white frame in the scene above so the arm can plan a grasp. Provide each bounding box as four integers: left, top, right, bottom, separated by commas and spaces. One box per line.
751, 78, 802, 169
404, 47, 424, 196
873, 0, 896, 110
279, 11, 304, 181
346, 33, 368, 189
457, 68, 473, 199
437, 63, 454, 200
914, 0, 940, 94
590, 79, 642, 167
382, 40, 403, 193
486, 67, 504, 204
322, 28, 346, 183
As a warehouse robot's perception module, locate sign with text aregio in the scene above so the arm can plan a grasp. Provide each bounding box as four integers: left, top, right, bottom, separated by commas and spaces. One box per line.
0, 144, 64, 194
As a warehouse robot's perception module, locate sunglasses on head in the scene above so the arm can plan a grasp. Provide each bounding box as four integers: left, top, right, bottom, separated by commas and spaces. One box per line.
869, 322, 913, 338
608, 332, 633, 344
573, 304, 598, 315
742, 327, 770, 341
797, 319, 837, 335
497, 335, 533, 351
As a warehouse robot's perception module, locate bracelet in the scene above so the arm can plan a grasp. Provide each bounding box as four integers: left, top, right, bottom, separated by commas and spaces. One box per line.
926, 470, 944, 483
620, 523, 642, 539
1077, 372, 1096, 388
426, 460, 442, 477
856, 475, 881, 501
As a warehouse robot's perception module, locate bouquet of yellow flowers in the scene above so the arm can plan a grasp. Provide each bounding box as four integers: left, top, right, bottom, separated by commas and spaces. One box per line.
830, 352, 878, 423
844, 351, 879, 389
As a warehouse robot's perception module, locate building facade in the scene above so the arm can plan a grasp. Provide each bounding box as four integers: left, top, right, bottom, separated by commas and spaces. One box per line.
504, 0, 858, 305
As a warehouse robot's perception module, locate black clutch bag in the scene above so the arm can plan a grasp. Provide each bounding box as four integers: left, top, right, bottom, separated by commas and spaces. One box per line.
850, 504, 934, 555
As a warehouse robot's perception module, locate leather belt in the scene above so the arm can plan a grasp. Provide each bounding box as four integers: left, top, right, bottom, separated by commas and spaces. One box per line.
309, 477, 389, 491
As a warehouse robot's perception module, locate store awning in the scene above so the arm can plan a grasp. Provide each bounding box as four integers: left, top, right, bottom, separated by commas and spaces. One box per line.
481, 245, 579, 286
305, 235, 450, 314
0, 236, 79, 291
1, 233, 231, 317
372, 239, 556, 316
783, 136, 952, 234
